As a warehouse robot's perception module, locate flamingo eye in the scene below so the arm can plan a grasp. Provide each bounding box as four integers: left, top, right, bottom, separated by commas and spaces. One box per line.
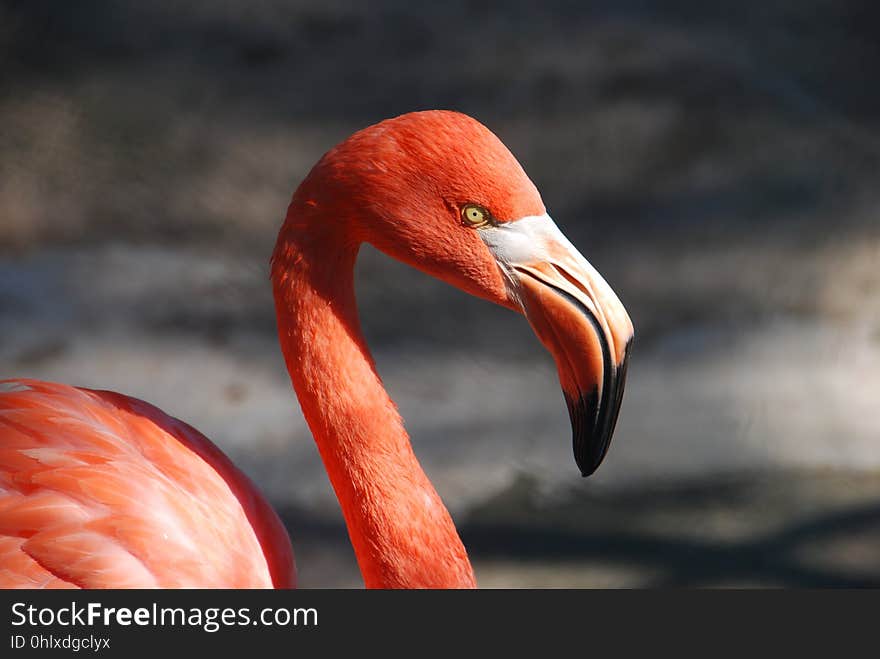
461, 204, 492, 228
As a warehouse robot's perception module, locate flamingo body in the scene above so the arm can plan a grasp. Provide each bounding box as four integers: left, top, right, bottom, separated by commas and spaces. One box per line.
0, 380, 294, 588
0, 111, 632, 588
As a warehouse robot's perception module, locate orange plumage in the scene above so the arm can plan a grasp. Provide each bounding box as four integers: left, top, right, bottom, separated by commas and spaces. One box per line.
1, 111, 632, 589
0, 380, 293, 588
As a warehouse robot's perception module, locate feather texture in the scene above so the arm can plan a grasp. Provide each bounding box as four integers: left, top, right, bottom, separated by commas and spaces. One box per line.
0, 380, 295, 589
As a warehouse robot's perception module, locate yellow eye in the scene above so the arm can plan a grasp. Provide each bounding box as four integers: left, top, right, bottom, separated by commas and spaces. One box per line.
461, 204, 490, 227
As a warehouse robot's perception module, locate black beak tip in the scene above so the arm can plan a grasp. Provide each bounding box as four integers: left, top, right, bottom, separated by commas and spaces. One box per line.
567, 340, 632, 478
579, 463, 600, 478
572, 418, 613, 478
566, 387, 611, 477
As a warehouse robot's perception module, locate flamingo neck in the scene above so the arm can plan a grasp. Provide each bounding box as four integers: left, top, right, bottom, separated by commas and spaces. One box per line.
272, 224, 476, 589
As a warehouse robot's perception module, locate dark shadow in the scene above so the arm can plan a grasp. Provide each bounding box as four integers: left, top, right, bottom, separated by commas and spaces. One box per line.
271, 470, 880, 587
460, 472, 880, 587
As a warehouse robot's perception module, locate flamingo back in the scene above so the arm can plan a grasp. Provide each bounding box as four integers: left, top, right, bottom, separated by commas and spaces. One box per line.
0, 379, 295, 589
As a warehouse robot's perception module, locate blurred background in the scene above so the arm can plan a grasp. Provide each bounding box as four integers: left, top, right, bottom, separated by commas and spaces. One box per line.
1, 1, 879, 587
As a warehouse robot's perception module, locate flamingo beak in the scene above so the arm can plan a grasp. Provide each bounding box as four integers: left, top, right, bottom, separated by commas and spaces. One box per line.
480, 214, 634, 476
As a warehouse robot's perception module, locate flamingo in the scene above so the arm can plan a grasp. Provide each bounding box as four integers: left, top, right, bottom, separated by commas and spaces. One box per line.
0, 111, 633, 589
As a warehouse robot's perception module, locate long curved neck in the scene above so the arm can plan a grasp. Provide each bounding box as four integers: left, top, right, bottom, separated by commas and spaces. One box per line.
272, 220, 475, 589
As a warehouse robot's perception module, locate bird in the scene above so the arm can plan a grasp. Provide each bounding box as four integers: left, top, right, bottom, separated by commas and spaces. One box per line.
0, 111, 633, 589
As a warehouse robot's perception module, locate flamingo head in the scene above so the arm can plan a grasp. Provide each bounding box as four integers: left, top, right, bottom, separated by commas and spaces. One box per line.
293, 110, 634, 476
